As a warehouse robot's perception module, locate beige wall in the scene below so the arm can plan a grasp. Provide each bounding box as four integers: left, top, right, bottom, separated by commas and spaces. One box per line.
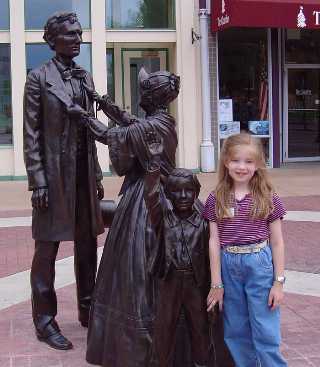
175, 0, 202, 169
9, 0, 27, 177
1, 0, 203, 178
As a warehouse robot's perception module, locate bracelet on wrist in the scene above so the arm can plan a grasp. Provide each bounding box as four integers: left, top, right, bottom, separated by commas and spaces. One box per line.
211, 283, 224, 289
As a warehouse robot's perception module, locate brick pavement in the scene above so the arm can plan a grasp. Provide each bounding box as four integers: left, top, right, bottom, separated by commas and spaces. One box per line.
0, 228, 107, 278
284, 221, 320, 274
0, 286, 319, 367
1, 197, 318, 278
0, 163, 319, 366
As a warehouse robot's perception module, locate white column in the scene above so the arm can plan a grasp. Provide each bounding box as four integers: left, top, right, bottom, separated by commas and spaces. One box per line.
9, 0, 27, 176
175, 0, 200, 169
90, 0, 110, 174
199, 9, 215, 172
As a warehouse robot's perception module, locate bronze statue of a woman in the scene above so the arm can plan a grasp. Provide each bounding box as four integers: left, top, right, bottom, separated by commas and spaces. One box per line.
82, 67, 180, 366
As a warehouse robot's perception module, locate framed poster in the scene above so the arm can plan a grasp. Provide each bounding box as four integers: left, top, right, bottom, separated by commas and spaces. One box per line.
218, 99, 233, 122
219, 121, 240, 139
248, 120, 270, 136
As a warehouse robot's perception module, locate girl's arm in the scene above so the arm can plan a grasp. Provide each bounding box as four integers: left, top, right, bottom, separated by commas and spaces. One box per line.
269, 218, 285, 310
207, 221, 224, 312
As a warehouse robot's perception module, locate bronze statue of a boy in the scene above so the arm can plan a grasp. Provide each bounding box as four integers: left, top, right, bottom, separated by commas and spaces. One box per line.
23, 12, 104, 350
144, 132, 211, 367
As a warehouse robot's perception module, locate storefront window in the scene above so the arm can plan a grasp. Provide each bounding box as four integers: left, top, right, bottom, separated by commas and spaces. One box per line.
25, 0, 90, 30
0, 0, 10, 30
0, 45, 12, 145
218, 28, 270, 161
285, 29, 320, 64
106, 0, 175, 29
287, 69, 320, 158
26, 43, 92, 74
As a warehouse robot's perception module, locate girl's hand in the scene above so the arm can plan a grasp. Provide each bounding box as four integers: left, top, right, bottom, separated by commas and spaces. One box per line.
268, 282, 284, 310
207, 288, 224, 312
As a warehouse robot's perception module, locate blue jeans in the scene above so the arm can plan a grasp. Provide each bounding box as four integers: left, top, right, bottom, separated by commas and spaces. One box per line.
221, 245, 287, 367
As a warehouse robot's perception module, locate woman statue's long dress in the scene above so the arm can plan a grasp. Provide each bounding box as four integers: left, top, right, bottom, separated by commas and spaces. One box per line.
85, 68, 180, 367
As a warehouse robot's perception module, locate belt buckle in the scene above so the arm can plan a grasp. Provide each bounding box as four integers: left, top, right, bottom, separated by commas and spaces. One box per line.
225, 240, 267, 254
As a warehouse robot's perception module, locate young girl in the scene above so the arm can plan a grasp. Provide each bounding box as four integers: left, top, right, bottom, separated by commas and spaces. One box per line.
203, 133, 287, 367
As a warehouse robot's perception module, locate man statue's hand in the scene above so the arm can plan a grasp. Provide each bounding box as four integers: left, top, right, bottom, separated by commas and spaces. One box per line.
95, 94, 112, 112
85, 87, 109, 110
67, 104, 88, 119
31, 188, 49, 210
97, 181, 104, 200
90, 90, 102, 102
83, 85, 102, 103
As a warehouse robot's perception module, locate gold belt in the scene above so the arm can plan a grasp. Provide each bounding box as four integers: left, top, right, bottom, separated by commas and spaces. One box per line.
224, 240, 268, 254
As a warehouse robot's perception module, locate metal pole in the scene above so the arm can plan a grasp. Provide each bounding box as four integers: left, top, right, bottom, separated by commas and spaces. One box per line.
199, 8, 215, 172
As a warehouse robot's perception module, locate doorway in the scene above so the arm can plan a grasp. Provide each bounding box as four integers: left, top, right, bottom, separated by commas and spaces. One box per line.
284, 66, 320, 161
122, 49, 167, 117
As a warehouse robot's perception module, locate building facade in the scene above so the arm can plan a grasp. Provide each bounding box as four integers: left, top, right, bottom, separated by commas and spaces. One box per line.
0, 0, 206, 179
207, 0, 320, 167
4, 0, 316, 177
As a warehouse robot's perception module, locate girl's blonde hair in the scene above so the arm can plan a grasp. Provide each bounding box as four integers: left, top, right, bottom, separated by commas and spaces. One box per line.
215, 132, 274, 219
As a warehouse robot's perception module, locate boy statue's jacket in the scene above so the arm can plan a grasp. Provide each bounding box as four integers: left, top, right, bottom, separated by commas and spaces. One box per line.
144, 167, 210, 287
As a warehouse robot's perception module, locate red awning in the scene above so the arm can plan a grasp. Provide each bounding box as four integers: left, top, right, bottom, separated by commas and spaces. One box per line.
211, 0, 320, 31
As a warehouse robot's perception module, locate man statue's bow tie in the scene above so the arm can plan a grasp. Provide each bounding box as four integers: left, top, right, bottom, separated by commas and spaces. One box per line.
61, 67, 86, 80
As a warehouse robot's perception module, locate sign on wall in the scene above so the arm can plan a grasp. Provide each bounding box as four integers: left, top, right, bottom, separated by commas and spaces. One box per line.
218, 99, 240, 139
218, 99, 233, 122
212, 0, 320, 32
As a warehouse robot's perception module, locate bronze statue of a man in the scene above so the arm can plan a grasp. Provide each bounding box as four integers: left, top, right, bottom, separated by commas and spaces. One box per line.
23, 12, 104, 350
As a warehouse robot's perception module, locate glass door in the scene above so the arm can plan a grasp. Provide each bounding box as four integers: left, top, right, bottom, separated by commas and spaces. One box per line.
122, 49, 167, 117
284, 67, 320, 161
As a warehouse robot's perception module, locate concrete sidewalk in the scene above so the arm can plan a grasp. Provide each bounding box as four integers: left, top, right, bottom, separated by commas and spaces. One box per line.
0, 163, 319, 367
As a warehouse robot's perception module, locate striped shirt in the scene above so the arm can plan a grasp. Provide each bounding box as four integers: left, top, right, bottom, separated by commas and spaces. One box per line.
203, 192, 286, 247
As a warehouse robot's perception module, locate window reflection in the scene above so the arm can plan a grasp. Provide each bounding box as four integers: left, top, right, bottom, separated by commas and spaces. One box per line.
105, 49, 116, 128
25, 0, 90, 29
218, 28, 269, 132
285, 29, 320, 64
218, 28, 270, 162
106, 0, 175, 29
0, 0, 9, 30
130, 56, 160, 117
287, 69, 320, 158
106, 49, 114, 101
0, 45, 12, 145
26, 43, 92, 74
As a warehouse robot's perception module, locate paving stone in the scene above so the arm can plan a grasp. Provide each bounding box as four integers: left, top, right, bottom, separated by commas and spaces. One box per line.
281, 195, 320, 211
309, 357, 320, 366
0, 230, 106, 278
283, 221, 320, 274
10, 356, 31, 367
29, 355, 62, 367
281, 345, 302, 360
0, 210, 32, 218
284, 359, 315, 367
0, 357, 11, 367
